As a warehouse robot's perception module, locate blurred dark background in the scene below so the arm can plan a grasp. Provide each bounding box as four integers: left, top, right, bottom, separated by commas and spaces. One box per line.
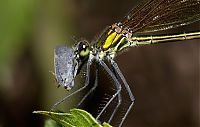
0, 0, 199, 127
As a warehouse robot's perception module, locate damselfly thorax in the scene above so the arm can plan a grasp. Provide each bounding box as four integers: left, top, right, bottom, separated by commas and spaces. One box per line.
90, 23, 133, 60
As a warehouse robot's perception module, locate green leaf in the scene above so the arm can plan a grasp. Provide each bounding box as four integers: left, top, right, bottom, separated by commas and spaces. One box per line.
33, 109, 112, 127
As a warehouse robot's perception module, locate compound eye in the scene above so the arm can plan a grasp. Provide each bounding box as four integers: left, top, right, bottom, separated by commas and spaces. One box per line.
77, 41, 90, 58
80, 46, 89, 57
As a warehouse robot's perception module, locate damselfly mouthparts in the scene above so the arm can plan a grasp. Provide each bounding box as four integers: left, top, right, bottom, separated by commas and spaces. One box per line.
52, 0, 200, 126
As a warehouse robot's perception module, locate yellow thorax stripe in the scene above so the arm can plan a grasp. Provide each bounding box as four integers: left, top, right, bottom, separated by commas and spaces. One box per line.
102, 31, 122, 50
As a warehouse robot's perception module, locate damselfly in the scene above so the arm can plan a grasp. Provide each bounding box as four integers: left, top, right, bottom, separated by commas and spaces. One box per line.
52, 0, 200, 126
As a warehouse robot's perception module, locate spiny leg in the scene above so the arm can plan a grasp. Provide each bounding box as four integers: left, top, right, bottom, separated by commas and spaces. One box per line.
96, 60, 121, 121
109, 58, 135, 127
50, 59, 92, 111
77, 63, 99, 107
107, 62, 124, 123
108, 92, 121, 123
103, 61, 122, 123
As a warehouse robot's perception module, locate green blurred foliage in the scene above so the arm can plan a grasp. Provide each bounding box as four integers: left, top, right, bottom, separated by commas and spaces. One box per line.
0, 0, 76, 104
0, 0, 36, 83
0, 0, 76, 126
44, 119, 61, 127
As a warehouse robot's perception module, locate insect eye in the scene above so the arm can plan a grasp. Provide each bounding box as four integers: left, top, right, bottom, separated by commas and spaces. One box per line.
79, 45, 89, 57
77, 41, 90, 58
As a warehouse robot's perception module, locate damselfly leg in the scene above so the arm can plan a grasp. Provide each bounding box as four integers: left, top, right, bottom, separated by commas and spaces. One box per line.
109, 57, 135, 126
77, 63, 99, 107
95, 60, 122, 123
